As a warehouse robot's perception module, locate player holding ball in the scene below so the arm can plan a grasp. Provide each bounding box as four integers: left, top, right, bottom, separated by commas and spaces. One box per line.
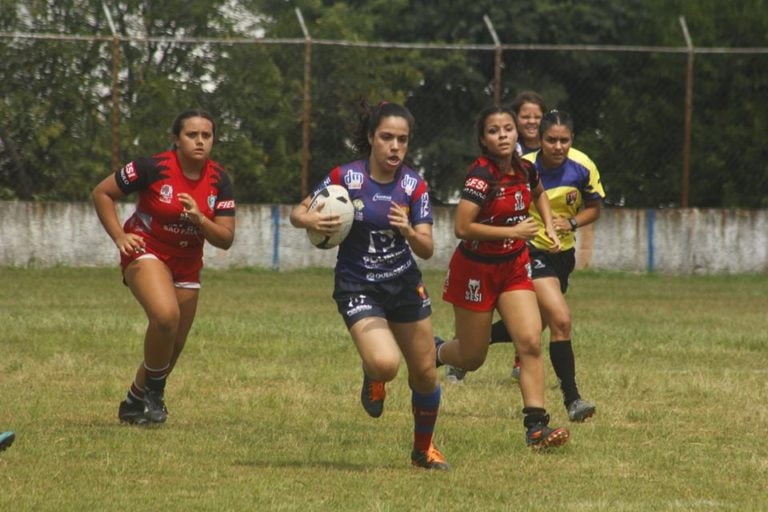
290, 101, 448, 470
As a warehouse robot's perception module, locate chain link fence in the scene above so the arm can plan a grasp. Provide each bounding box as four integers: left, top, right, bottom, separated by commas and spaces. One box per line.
1, 29, 766, 207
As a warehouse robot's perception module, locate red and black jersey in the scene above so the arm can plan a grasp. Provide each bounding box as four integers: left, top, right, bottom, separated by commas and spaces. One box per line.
115, 150, 236, 257
458, 155, 539, 260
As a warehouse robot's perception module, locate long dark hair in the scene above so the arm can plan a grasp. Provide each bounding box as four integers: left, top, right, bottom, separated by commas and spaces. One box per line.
476, 105, 528, 178
351, 100, 415, 155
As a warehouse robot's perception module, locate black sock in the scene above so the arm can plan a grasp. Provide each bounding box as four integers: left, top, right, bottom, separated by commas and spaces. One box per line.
522, 407, 549, 428
144, 363, 169, 393
489, 320, 513, 345
549, 340, 579, 406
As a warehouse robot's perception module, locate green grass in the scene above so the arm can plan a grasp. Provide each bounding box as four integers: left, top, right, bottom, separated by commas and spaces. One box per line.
1, 267, 766, 511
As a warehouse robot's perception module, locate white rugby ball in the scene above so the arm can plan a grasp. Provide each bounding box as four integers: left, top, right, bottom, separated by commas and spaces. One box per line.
306, 184, 355, 249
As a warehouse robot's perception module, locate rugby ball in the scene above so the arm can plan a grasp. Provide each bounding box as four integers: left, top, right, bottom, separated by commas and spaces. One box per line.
306, 184, 355, 249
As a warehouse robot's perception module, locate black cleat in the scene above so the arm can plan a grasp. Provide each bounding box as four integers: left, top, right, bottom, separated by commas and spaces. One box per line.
143, 389, 168, 424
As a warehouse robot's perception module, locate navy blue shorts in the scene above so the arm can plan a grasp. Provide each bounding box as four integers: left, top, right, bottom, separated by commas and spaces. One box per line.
333, 270, 432, 328
529, 247, 575, 294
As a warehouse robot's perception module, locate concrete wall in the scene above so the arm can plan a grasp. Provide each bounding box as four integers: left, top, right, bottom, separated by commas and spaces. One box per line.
1, 201, 766, 274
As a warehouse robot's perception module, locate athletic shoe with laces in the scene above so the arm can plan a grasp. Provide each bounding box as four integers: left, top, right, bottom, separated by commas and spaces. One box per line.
445, 364, 467, 383
0, 431, 15, 452
526, 423, 570, 449
118, 399, 149, 425
143, 389, 168, 423
411, 443, 450, 470
510, 356, 521, 382
360, 373, 386, 418
567, 398, 596, 422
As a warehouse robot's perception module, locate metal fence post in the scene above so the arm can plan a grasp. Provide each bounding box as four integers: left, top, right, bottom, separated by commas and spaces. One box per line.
679, 16, 694, 208
483, 15, 502, 106
103, 3, 120, 173
296, 8, 312, 199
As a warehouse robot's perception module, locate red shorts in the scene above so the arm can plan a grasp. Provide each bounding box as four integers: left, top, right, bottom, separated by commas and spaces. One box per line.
120, 245, 203, 289
442, 248, 533, 312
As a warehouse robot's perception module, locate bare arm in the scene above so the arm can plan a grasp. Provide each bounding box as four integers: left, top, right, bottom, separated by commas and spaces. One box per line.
388, 201, 433, 259
290, 195, 342, 235
91, 174, 145, 256
177, 192, 235, 250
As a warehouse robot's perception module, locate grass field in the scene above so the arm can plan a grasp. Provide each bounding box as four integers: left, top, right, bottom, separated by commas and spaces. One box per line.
0, 267, 766, 511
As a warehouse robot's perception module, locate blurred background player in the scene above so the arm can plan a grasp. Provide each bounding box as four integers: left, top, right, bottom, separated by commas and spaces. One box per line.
290, 101, 448, 470
448, 109, 605, 423
436, 105, 570, 449
92, 110, 236, 425
512, 90, 547, 156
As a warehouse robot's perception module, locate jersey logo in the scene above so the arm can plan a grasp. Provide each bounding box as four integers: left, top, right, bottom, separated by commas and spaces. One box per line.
373, 193, 392, 202
160, 184, 173, 204
401, 175, 417, 195
216, 199, 235, 210
465, 279, 482, 303
344, 169, 364, 190
566, 190, 578, 205
119, 162, 138, 186
353, 198, 365, 221
207, 194, 217, 210
464, 177, 488, 194
420, 194, 430, 218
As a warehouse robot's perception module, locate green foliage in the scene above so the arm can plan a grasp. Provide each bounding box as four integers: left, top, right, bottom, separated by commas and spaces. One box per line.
0, 1, 767, 207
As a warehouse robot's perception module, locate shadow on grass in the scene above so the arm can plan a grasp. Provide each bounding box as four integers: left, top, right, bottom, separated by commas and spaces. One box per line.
232, 459, 401, 471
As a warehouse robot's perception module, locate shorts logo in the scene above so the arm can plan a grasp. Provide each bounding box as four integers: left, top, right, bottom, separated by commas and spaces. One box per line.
533, 258, 546, 269
465, 278, 482, 303
346, 295, 372, 316
345, 170, 364, 190
401, 175, 417, 195
160, 184, 173, 204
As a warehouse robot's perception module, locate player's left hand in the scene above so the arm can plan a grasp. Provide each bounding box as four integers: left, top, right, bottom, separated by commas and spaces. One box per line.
388, 202, 413, 237
178, 193, 205, 226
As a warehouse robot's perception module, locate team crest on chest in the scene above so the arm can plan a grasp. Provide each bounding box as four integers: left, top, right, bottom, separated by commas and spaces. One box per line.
160, 184, 173, 204
353, 198, 365, 221
208, 194, 217, 210
566, 190, 578, 205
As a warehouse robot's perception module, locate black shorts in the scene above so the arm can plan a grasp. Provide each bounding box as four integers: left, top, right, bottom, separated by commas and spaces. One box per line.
333, 270, 432, 328
529, 247, 575, 294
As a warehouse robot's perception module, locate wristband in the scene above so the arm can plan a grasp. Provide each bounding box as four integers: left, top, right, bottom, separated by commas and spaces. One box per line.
568, 217, 578, 231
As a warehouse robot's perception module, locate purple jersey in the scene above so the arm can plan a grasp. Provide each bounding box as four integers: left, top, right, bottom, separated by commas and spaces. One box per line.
311, 160, 433, 283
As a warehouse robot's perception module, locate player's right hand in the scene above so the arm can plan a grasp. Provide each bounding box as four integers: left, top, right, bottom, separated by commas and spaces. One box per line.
513, 217, 539, 240
115, 233, 146, 256
306, 202, 341, 235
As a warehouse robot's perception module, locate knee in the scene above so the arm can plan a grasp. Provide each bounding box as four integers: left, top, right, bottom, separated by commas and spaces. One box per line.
516, 334, 542, 359
547, 313, 572, 338
365, 357, 399, 382
148, 306, 181, 333
409, 365, 438, 393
